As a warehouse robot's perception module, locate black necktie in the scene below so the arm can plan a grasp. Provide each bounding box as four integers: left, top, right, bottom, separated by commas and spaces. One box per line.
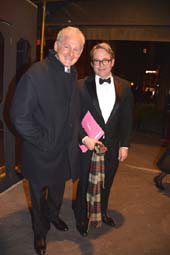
99, 77, 111, 85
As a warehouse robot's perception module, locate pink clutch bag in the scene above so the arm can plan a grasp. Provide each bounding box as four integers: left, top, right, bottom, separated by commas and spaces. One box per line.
80, 111, 104, 152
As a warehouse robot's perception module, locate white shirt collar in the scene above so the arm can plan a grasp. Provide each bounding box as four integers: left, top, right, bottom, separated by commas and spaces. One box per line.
64, 66, 71, 73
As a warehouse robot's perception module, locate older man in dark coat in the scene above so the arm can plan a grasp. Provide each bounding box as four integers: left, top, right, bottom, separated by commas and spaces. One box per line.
10, 26, 85, 255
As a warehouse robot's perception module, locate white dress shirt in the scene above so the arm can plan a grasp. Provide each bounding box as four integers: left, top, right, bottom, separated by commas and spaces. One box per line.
96, 75, 115, 123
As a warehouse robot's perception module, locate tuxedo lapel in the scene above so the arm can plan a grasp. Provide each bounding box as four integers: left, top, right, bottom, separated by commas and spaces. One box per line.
106, 75, 122, 125
86, 76, 103, 118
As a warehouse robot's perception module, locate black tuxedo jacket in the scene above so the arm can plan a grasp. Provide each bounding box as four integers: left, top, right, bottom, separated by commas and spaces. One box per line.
79, 74, 133, 151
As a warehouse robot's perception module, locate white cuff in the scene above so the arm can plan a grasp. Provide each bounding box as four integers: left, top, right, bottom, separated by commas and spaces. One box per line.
82, 136, 88, 144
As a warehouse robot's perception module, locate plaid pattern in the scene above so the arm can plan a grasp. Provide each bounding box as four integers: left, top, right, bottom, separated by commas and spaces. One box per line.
87, 143, 107, 228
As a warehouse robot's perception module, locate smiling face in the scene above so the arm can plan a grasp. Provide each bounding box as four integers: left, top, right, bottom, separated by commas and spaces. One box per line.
91, 48, 115, 79
54, 33, 84, 67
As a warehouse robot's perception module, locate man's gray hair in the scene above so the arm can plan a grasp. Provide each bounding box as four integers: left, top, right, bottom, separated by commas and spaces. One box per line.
56, 26, 85, 46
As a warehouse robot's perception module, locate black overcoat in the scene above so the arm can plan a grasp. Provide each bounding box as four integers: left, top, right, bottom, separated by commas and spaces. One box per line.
10, 50, 80, 188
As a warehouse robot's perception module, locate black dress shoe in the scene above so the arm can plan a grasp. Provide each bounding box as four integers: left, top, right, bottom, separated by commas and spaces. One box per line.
154, 175, 164, 190
76, 223, 88, 237
34, 236, 46, 255
102, 214, 116, 227
52, 218, 69, 231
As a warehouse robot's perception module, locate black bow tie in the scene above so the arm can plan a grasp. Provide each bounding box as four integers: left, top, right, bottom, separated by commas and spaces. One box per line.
99, 77, 111, 84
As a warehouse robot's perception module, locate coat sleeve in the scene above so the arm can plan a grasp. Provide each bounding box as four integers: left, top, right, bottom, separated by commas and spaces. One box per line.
10, 73, 49, 151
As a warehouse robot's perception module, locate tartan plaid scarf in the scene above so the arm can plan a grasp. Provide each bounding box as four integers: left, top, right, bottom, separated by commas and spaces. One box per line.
86, 143, 107, 228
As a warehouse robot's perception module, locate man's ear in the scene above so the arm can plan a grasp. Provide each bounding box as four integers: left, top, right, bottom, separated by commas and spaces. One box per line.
90, 61, 94, 68
111, 59, 115, 68
54, 41, 58, 52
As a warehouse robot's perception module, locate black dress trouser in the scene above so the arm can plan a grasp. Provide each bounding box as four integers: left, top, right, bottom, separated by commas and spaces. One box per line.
29, 180, 65, 237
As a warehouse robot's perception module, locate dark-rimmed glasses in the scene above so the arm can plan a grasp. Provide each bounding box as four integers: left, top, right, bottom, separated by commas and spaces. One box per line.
92, 59, 112, 66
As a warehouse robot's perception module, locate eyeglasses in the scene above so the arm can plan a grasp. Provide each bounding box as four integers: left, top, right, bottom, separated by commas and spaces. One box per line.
92, 59, 112, 66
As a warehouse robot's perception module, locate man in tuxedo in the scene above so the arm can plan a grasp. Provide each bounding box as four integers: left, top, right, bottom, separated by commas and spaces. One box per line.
75, 42, 133, 236
10, 26, 85, 254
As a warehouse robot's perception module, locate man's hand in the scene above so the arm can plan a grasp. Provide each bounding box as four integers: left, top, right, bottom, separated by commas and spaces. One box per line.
118, 147, 128, 162
82, 136, 102, 150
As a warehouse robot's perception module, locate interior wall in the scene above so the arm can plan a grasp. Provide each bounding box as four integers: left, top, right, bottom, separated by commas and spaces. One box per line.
0, 0, 37, 186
